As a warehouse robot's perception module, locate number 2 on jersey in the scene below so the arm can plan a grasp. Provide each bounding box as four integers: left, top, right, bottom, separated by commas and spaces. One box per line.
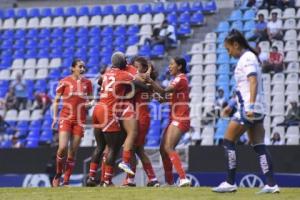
101, 75, 116, 92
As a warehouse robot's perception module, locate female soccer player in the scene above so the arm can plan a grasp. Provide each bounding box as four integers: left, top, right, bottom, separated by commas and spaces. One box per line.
145, 57, 191, 187
212, 29, 279, 194
52, 59, 93, 187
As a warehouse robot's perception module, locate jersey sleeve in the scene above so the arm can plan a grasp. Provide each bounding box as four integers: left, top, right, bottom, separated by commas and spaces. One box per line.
170, 76, 184, 92
243, 54, 258, 77
56, 80, 66, 95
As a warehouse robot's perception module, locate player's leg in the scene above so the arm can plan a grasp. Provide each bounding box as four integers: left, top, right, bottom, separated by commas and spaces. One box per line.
122, 148, 137, 187
212, 120, 247, 192
248, 123, 279, 193
87, 128, 106, 186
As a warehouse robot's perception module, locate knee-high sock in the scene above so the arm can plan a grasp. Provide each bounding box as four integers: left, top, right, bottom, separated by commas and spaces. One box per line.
223, 139, 236, 185
63, 157, 75, 184
142, 162, 157, 181
104, 164, 113, 184
55, 155, 65, 176
100, 153, 107, 182
89, 162, 98, 178
162, 155, 174, 185
168, 151, 186, 179
122, 150, 132, 164
253, 144, 276, 186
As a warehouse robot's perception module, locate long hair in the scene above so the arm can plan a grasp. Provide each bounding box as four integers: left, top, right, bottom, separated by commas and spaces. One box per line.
173, 57, 188, 74
225, 29, 259, 58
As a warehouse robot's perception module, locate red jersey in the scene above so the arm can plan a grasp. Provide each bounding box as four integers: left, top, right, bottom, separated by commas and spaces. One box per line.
56, 76, 93, 122
99, 68, 135, 114
169, 73, 190, 121
135, 90, 151, 120
36, 93, 52, 105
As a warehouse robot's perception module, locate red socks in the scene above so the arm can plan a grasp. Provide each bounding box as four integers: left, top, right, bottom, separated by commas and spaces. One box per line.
142, 162, 157, 181
63, 157, 75, 184
169, 151, 186, 179
89, 162, 98, 178
56, 155, 65, 175
104, 164, 113, 184
122, 150, 132, 164
162, 156, 174, 184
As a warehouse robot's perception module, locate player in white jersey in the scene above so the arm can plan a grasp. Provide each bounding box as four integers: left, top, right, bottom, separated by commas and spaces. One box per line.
212, 29, 279, 194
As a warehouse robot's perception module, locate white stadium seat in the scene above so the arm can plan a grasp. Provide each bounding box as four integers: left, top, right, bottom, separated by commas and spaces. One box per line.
11, 59, 24, 69
140, 13, 152, 24
23, 69, 36, 80
51, 17, 64, 27
5, 109, 18, 121
18, 110, 31, 121
39, 17, 51, 28
35, 69, 48, 79
15, 18, 27, 29
102, 15, 114, 26
77, 16, 89, 26
89, 16, 102, 26
114, 14, 127, 25
24, 58, 36, 69
65, 16, 77, 27
2, 18, 15, 29
36, 58, 49, 69
127, 14, 140, 25
27, 17, 39, 28
188, 43, 203, 54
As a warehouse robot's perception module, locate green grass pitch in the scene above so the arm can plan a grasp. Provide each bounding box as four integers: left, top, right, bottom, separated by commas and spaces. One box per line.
0, 187, 300, 200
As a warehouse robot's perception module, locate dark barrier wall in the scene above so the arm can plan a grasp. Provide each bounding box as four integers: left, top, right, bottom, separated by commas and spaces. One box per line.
189, 145, 300, 173
0, 147, 94, 173
1, 146, 300, 173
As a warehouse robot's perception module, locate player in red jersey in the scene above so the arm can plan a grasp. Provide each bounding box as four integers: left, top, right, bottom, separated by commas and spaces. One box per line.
145, 57, 191, 187
122, 57, 159, 187
52, 59, 93, 187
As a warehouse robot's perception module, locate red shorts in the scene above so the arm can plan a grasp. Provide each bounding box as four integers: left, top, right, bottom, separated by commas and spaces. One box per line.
59, 119, 84, 137
170, 120, 190, 133
92, 104, 121, 132
119, 103, 136, 120
135, 116, 150, 146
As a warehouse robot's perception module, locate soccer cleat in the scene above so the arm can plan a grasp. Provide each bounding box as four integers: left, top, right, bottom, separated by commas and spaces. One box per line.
86, 177, 97, 187
257, 184, 280, 194
121, 179, 136, 187
179, 178, 191, 187
147, 180, 160, 187
212, 181, 237, 193
118, 162, 135, 175
102, 181, 114, 187
52, 176, 61, 187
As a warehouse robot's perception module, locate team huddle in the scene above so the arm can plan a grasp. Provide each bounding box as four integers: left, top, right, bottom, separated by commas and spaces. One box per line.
50, 29, 280, 193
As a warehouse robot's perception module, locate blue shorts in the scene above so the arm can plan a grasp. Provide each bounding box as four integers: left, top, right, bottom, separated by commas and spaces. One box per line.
232, 109, 265, 127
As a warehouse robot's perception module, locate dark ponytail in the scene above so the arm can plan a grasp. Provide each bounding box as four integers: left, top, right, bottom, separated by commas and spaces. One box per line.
173, 57, 188, 74
225, 29, 259, 59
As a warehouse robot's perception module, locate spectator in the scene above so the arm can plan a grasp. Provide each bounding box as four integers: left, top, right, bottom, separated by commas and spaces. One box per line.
267, 12, 283, 41
270, 132, 284, 145
4, 87, 18, 110
259, 0, 278, 10
144, 27, 165, 47
0, 115, 10, 142
11, 135, 24, 148
278, 98, 300, 126
277, 0, 295, 10
31, 92, 52, 114
158, 20, 177, 49
246, 0, 256, 7
10, 73, 28, 110
262, 46, 284, 73
248, 14, 268, 42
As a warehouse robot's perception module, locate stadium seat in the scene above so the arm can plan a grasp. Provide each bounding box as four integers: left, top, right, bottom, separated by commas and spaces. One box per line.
39, 130, 53, 144
77, 16, 89, 26
178, 12, 190, 24
65, 16, 77, 27
114, 15, 127, 25
115, 4, 127, 15
41, 7, 52, 17
89, 15, 102, 26
140, 13, 152, 24
243, 9, 255, 21
152, 13, 165, 25
191, 1, 203, 12
202, 0, 217, 13
203, 54, 217, 65
51, 16, 64, 27
228, 10, 242, 21
282, 8, 296, 19
2, 18, 14, 29
39, 28, 51, 38
216, 21, 229, 33
38, 38, 50, 48
15, 9, 27, 18
153, 3, 165, 13
138, 44, 151, 57
140, 3, 152, 14
78, 6, 90, 16
127, 4, 140, 15
177, 23, 192, 36
15, 18, 27, 29
90, 6, 102, 16
284, 29, 297, 41
166, 2, 177, 13
102, 5, 114, 15
15, 29, 26, 39
190, 54, 203, 65
230, 20, 243, 32
191, 11, 204, 25
151, 44, 165, 58
5, 109, 18, 121
25, 139, 39, 148
167, 12, 177, 25
4, 8, 15, 19
243, 20, 255, 31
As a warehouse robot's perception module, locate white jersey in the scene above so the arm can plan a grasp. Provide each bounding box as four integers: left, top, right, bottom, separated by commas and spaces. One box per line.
234, 51, 266, 114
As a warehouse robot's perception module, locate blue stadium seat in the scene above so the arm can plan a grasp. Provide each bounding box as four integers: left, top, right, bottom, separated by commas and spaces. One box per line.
65, 7, 77, 16
217, 53, 230, 64
26, 80, 34, 99
27, 128, 40, 140
115, 5, 127, 15
34, 80, 47, 93
114, 36, 126, 47
39, 130, 53, 143
4, 8, 15, 18
230, 20, 243, 32
243, 20, 255, 32
145, 136, 160, 147
87, 57, 100, 67
100, 55, 111, 66
62, 58, 72, 67
0, 9, 4, 19
138, 44, 151, 57
26, 39, 38, 49
86, 66, 99, 75
62, 48, 74, 58
47, 80, 58, 97
114, 46, 126, 53
37, 48, 49, 58
101, 36, 113, 47
126, 25, 139, 35
78, 6, 90, 16
17, 121, 29, 132
48, 68, 61, 79
38, 39, 50, 49
217, 75, 230, 87
51, 28, 64, 38
53, 7, 64, 17
230, 78, 236, 87
39, 28, 50, 38
1, 140, 12, 148
178, 2, 191, 12
102, 5, 114, 15
88, 37, 101, 47
75, 48, 87, 60
64, 27, 76, 38
153, 3, 165, 13
51, 38, 63, 48
217, 43, 227, 54
230, 57, 238, 65
26, 139, 39, 148
101, 46, 113, 56
63, 38, 75, 47
151, 44, 165, 58
127, 4, 139, 14
50, 48, 63, 58
41, 8, 52, 17
42, 118, 53, 128
0, 58, 12, 69
140, 3, 152, 14
14, 49, 26, 58
77, 27, 89, 37
202, 0, 217, 13
191, 1, 203, 12
245, 31, 255, 40
114, 25, 126, 36
89, 27, 101, 37
228, 10, 242, 21
166, 2, 177, 13
1, 30, 14, 39
101, 26, 113, 36
167, 12, 177, 26
217, 64, 230, 75
90, 6, 102, 16
15, 29, 26, 39
0, 88, 7, 97
126, 35, 139, 46
178, 12, 190, 24
216, 21, 229, 33
13, 39, 26, 49
217, 32, 228, 43
16, 8, 27, 18
243, 9, 255, 21
26, 29, 39, 38
214, 119, 229, 141
177, 23, 192, 36
191, 11, 204, 25
28, 8, 40, 18
76, 37, 88, 47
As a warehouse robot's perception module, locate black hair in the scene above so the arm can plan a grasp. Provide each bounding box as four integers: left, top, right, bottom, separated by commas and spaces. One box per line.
173, 57, 188, 74
272, 46, 278, 51
71, 58, 83, 68
225, 29, 259, 58
134, 56, 148, 70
